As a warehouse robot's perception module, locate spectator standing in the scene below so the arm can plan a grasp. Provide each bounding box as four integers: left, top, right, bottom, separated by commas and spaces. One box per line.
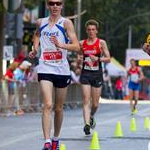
115, 76, 123, 99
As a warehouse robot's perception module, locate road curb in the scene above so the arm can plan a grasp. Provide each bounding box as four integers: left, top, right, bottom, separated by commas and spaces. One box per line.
100, 98, 150, 104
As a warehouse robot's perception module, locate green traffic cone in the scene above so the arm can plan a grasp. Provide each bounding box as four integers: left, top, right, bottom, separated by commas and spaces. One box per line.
130, 118, 137, 132
114, 121, 123, 137
144, 117, 150, 130
60, 144, 66, 150
90, 131, 101, 150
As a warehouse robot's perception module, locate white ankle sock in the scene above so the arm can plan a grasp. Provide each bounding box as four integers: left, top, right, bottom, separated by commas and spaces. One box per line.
53, 137, 59, 141
45, 139, 51, 143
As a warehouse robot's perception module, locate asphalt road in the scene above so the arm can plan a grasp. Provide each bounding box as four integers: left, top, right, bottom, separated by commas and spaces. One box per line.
0, 101, 150, 150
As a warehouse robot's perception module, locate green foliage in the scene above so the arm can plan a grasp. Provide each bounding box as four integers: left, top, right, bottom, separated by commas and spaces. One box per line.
79, 0, 150, 63
24, 0, 44, 10
1, 0, 150, 64
63, 0, 77, 16
0, 1, 5, 12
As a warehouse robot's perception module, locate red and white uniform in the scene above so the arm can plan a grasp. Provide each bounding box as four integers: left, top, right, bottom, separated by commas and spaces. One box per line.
38, 17, 70, 75
82, 38, 102, 72
128, 67, 140, 83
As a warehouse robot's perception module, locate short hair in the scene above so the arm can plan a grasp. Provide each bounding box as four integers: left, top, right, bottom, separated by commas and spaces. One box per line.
130, 58, 135, 62
85, 19, 99, 30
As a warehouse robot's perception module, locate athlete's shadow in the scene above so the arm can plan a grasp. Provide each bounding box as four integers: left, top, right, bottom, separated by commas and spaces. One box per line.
110, 136, 150, 140
59, 137, 106, 141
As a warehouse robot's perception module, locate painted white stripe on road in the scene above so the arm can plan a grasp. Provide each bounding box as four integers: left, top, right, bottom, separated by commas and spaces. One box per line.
0, 132, 41, 148
0, 106, 149, 148
0, 115, 124, 148
100, 98, 150, 104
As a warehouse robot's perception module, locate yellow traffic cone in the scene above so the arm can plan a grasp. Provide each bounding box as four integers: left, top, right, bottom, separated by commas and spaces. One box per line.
60, 144, 66, 150
90, 131, 101, 150
130, 118, 137, 132
144, 117, 150, 130
114, 121, 123, 137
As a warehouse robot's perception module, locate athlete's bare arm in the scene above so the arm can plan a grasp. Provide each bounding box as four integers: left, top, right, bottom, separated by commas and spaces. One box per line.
33, 19, 41, 51
99, 39, 111, 63
79, 40, 84, 53
77, 40, 84, 62
51, 19, 80, 52
139, 68, 145, 81
29, 19, 41, 58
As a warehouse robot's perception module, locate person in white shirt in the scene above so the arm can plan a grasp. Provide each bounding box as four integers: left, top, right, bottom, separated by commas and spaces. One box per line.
29, 0, 80, 149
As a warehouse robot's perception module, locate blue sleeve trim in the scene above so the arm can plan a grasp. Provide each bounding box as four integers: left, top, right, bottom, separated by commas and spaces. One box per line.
55, 24, 69, 43
39, 23, 48, 36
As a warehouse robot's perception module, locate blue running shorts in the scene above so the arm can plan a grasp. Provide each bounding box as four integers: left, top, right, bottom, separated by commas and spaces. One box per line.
128, 81, 140, 91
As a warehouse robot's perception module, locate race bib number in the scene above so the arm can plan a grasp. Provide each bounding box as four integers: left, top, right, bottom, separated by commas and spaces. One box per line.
43, 51, 62, 63
84, 57, 99, 71
130, 74, 139, 83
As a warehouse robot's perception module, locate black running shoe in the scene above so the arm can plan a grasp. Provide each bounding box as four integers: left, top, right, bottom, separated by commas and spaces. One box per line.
52, 139, 59, 150
90, 117, 96, 129
84, 124, 91, 135
42, 143, 51, 150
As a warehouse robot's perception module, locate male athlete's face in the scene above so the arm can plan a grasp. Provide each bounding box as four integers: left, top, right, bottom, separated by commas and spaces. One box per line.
130, 60, 136, 67
47, 0, 63, 15
86, 25, 98, 39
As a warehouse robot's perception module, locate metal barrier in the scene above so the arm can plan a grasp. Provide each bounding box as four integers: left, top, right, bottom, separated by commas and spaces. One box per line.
0, 81, 83, 113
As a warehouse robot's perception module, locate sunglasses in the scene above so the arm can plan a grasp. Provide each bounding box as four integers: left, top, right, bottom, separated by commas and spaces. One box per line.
48, 1, 62, 6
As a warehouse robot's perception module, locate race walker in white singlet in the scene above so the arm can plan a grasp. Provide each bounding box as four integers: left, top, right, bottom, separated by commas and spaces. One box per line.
38, 17, 70, 75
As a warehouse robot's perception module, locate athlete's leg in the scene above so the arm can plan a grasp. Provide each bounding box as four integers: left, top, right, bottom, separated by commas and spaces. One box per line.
40, 80, 53, 140
133, 90, 139, 110
81, 84, 91, 125
8, 93, 14, 110
90, 87, 101, 117
53, 87, 68, 137
129, 89, 134, 111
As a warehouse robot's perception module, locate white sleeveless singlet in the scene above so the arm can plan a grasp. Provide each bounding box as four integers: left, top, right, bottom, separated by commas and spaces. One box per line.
38, 16, 70, 75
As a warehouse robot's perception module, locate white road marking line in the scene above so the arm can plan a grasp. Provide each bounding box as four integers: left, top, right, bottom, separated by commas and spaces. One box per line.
148, 140, 150, 150
0, 132, 41, 148
0, 106, 149, 148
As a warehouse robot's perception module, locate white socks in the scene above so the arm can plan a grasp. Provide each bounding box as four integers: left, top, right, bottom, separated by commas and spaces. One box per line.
45, 139, 51, 143
52, 137, 59, 141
